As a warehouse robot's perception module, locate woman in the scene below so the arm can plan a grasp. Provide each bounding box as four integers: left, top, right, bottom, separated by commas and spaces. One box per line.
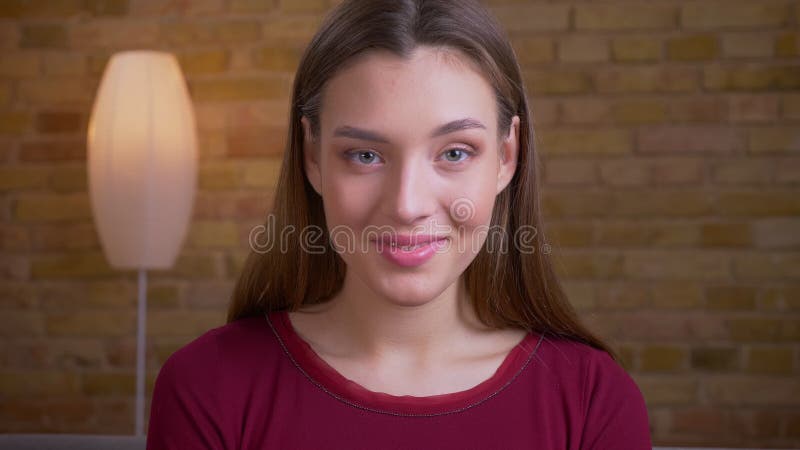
147, 0, 652, 448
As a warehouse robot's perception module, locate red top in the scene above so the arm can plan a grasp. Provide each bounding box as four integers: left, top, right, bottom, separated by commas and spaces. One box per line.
146, 310, 652, 449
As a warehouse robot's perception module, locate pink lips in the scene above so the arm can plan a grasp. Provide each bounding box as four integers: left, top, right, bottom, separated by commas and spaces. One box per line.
374, 235, 449, 268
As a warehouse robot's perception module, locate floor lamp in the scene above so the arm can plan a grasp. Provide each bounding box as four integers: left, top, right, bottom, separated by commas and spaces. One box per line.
87, 50, 198, 436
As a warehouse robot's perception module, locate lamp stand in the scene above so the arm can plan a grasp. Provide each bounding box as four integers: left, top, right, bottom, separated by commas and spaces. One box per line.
135, 268, 148, 436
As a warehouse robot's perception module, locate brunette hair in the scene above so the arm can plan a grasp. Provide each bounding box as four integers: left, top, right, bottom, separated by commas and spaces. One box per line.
227, 0, 619, 362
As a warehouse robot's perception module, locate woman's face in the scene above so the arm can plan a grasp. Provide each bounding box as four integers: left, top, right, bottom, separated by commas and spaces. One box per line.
302, 45, 519, 307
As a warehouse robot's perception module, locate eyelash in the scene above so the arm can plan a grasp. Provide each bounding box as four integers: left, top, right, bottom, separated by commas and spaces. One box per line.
344, 147, 476, 166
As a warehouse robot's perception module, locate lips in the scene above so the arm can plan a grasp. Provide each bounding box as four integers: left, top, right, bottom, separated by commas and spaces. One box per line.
377, 234, 448, 248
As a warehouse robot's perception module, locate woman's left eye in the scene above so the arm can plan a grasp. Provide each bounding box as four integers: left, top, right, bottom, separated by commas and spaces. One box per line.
440, 147, 473, 163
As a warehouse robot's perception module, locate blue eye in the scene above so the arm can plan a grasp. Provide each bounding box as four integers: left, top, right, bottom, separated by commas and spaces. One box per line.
347, 150, 383, 165
441, 147, 473, 163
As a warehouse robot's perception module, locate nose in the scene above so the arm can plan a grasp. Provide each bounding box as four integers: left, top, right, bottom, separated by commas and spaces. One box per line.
382, 158, 437, 226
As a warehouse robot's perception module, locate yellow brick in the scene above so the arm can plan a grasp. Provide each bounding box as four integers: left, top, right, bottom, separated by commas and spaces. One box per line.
0, 167, 48, 190
651, 282, 703, 309
558, 36, 608, 63
690, 347, 739, 371
542, 190, 613, 218
682, 2, 789, 29
31, 252, 115, 279
279, 0, 329, 14
49, 165, 87, 192
147, 311, 224, 336
187, 220, 240, 248
147, 284, 181, 308
641, 345, 685, 372
552, 251, 624, 278
178, 50, 229, 75
611, 100, 667, 124
576, 4, 676, 31
213, 20, 262, 43
546, 222, 593, 247
623, 250, 731, 280
0, 111, 31, 134
0, 372, 80, 397
611, 37, 662, 62
753, 218, 800, 249
559, 99, 608, 124
776, 33, 799, 57
490, 4, 570, 32
733, 252, 800, 280
612, 191, 710, 217
45, 311, 135, 337
539, 129, 631, 156
230, 0, 276, 13
160, 251, 219, 279
21, 24, 66, 48
199, 162, 240, 190
596, 67, 696, 93
226, 249, 250, 278
510, 36, 554, 66
543, 159, 597, 185
19, 78, 93, 104
191, 77, 292, 102
722, 33, 775, 58
706, 285, 756, 310
39, 281, 132, 309
748, 127, 800, 153
241, 158, 283, 188
83, 372, 135, 396
746, 347, 794, 375
0, 52, 39, 77
715, 190, 800, 216
15, 193, 91, 222
253, 46, 303, 72
728, 318, 795, 341
704, 65, 800, 91
667, 35, 718, 61
638, 377, 697, 405
523, 69, 591, 94
700, 222, 752, 247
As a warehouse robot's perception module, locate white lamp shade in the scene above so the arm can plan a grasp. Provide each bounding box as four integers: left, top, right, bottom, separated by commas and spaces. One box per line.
87, 50, 198, 270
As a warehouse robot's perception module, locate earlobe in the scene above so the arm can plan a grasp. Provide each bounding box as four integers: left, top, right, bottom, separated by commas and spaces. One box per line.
301, 116, 323, 196
496, 115, 520, 194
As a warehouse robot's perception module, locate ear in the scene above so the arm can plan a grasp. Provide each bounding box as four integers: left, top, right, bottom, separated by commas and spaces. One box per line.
496, 115, 520, 195
301, 115, 322, 196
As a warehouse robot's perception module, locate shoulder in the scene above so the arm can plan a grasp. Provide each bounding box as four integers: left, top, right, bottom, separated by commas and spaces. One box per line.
534, 334, 651, 449
156, 315, 283, 384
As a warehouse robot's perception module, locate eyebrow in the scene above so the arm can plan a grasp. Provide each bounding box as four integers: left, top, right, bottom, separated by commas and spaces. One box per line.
332, 118, 487, 143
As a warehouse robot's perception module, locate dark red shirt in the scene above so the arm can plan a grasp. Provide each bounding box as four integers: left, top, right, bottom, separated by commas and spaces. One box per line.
146, 310, 652, 449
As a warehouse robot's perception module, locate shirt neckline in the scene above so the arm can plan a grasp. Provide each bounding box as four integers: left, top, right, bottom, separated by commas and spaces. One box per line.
265, 309, 544, 416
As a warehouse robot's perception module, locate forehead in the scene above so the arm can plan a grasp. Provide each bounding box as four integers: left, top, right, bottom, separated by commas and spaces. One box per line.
319, 46, 497, 142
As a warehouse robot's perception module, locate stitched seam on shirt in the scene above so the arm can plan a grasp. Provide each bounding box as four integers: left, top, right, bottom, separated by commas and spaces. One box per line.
264, 312, 546, 418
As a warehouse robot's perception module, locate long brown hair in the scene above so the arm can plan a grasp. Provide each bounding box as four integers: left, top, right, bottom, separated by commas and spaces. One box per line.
227, 0, 619, 362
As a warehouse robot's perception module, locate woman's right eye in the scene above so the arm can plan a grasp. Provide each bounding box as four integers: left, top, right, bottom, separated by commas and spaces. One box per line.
345, 150, 383, 165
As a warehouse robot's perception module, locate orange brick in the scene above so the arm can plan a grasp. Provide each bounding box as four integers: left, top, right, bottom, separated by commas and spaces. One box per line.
546, 222, 593, 247
15, 194, 92, 222
253, 46, 304, 72
776, 32, 799, 57
21, 24, 66, 48
0, 52, 40, 77
0, 111, 31, 135
667, 34, 718, 61
178, 50, 229, 75
190, 77, 292, 102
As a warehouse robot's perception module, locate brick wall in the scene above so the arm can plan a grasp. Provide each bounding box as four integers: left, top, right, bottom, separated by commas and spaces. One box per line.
0, 0, 798, 446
